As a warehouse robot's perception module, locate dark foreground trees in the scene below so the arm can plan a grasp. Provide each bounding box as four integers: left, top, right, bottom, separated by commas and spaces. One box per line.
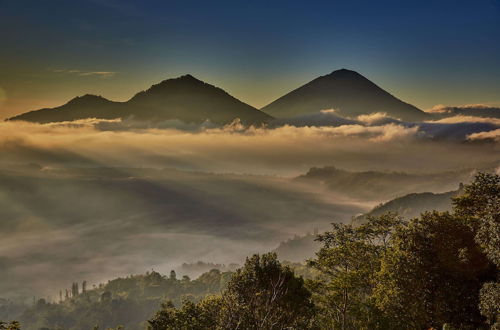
15, 269, 231, 330
148, 172, 497, 330
147, 173, 498, 330
148, 253, 315, 330
307, 173, 499, 330
308, 213, 403, 329
0, 321, 20, 330
374, 211, 494, 329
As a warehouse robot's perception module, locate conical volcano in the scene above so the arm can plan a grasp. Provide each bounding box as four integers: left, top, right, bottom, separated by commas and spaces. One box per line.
261, 69, 429, 122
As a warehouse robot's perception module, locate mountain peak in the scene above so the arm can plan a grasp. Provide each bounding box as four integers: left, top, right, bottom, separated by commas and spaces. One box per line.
324, 69, 367, 81
330, 68, 359, 75
165, 74, 203, 84
178, 74, 197, 80
261, 69, 430, 121
143, 74, 206, 94
66, 94, 109, 105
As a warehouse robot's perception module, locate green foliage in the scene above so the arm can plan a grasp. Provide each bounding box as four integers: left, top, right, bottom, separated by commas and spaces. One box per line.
307, 172, 499, 329
474, 192, 500, 267
0, 321, 20, 330
374, 211, 493, 329
479, 282, 500, 328
358, 189, 457, 222
218, 253, 315, 329
453, 172, 500, 223
18, 269, 230, 330
149, 253, 315, 329
148, 297, 221, 330
308, 212, 403, 329
453, 172, 500, 329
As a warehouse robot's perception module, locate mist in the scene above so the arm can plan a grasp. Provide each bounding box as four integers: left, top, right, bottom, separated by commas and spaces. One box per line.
0, 117, 498, 175
0, 116, 498, 300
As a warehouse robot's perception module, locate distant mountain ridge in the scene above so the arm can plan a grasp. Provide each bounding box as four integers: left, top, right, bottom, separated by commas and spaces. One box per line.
9, 75, 273, 125
10, 94, 125, 123
11, 69, 473, 125
261, 69, 430, 122
356, 189, 460, 222
297, 166, 471, 201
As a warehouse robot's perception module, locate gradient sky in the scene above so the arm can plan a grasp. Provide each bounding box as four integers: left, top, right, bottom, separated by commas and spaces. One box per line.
1, 0, 500, 119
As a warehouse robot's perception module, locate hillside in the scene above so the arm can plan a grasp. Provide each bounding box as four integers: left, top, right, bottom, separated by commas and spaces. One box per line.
356, 189, 460, 222
296, 166, 469, 201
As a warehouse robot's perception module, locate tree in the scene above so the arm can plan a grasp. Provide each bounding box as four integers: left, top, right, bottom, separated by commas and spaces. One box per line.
0, 321, 21, 330
218, 253, 315, 329
309, 213, 402, 329
71, 283, 79, 298
169, 270, 177, 281
374, 211, 494, 329
453, 172, 500, 225
479, 282, 500, 329
477, 196, 500, 329
148, 297, 221, 330
455, 173, 500, 329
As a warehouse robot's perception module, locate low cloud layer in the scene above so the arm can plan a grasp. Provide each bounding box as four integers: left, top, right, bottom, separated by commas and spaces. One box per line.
0, 117, 498, 175
427, 115, 500, 125
428, 104, 500, 119
467, 128, 500, 142
0, 116, 498, 300
0, 162, 365, 300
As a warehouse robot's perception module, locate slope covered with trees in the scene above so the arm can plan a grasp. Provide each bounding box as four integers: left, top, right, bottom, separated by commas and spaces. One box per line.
147, 172, 498, 329
147, 172, 499, 329
15, 270, 231, 330
297, 166, 470, 201
357, 188, 460, 221
2, 173, 498, 329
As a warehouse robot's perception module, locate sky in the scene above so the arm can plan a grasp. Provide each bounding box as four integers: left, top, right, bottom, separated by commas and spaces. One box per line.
1, 0, 500, 119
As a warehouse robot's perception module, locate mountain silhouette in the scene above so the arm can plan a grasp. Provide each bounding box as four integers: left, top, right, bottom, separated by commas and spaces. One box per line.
261, 69, 430, 121
9, 94, 123, 123
9, 75, 273, 125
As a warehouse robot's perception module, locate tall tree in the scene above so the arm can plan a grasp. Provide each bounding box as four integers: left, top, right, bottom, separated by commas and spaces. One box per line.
0, 321, 21, 330
309, 213, 402, 329
148, 297, 221, 330
218, 253, 314, 329
374, 211, 493, 329
454, 173, 500, 328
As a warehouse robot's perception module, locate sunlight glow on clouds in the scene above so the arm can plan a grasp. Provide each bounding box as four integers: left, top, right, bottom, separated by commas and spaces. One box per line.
0, 119, 497, 175
356, 112, 400, 124
467, 128, 500, 142
427, 115, 500, 126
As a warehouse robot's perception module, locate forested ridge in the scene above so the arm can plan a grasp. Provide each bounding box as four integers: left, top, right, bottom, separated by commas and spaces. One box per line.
2, 173, 499, 329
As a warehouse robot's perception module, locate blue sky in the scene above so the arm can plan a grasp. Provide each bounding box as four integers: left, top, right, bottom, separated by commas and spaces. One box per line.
1, 0, 499, 118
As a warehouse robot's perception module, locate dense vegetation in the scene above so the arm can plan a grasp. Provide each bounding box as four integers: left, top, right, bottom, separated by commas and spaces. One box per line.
14, 270, 231, 330
148, 172, 499, 329
2, 173, 498, 329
